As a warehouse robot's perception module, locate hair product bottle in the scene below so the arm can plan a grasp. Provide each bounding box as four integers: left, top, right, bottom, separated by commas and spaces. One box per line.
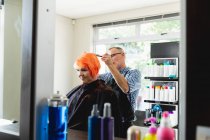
143, 117, 157, 140
101, 103, 114, 140
127, 125, 141, 140
88, 104, 101, 140
48, 92, 68, 140
156, 111, 175, 140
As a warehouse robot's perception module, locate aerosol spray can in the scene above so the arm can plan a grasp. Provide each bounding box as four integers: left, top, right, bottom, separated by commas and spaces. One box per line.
48, 91, 68, 140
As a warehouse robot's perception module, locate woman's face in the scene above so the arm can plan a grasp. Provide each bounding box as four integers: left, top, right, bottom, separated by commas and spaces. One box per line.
75, 66, 95, 84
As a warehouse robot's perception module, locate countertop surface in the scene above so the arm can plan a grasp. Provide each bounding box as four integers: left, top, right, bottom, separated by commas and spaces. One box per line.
67, 129, 126, 140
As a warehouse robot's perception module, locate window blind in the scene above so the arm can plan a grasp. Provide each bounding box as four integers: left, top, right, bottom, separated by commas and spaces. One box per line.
93, 12, 179, 28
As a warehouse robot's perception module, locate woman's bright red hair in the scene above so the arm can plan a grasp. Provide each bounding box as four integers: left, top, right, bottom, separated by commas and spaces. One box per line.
74, 53, 101, 78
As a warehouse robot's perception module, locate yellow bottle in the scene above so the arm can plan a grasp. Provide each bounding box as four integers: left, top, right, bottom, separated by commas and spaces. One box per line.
143, 117, 157, 140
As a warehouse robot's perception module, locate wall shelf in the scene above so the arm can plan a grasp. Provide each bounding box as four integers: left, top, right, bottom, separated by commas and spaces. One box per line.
144, 100, 178, 105
144, 77, 178, 81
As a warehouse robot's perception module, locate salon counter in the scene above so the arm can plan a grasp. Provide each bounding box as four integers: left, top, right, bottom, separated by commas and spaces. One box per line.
67, 129, 126, 140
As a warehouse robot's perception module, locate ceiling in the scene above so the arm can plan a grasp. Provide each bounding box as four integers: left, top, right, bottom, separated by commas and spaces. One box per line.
56, 0, 179, 19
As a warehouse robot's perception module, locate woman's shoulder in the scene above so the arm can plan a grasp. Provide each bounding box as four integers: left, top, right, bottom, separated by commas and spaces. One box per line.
66, 85, 82, 98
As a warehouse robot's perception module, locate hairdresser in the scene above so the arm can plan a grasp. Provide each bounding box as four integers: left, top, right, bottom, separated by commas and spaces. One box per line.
99, 47, 141, 138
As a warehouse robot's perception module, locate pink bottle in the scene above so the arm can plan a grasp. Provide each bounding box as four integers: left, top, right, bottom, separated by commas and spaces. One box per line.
156, 111, 175, 140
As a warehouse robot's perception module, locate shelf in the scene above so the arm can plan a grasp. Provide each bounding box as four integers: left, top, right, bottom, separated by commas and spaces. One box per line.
144, 100, 178, 105
144, 77, 178, 81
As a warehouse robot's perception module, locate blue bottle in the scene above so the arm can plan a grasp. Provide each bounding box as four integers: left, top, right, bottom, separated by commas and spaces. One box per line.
101, 103, 114, 140
48, 92, 68, 140
88, 104, 101, 140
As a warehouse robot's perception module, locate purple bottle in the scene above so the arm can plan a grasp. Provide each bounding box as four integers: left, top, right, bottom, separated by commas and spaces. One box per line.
101, 103, 114, 140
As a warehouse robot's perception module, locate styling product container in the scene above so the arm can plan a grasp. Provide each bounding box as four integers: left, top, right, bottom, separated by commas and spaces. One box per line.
157, 111, 175, 140
127, 125, 141, 140
143, 117, 157, 140
101, 103, 114, 140
88, 104, 101, 140
48, 92, 68, 140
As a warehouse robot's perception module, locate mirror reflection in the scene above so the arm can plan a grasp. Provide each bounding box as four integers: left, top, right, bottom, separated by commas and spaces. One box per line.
0, 0, 181, 139
0, 0, 22, 124
54, 0, 180, 139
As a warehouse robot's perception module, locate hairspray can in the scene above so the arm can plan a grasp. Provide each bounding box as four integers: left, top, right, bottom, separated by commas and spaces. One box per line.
48, 92, 68, 140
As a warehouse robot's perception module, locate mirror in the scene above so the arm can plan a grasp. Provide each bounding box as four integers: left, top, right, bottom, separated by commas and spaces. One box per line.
0, 0, 22, 123
54, 0, 181, 139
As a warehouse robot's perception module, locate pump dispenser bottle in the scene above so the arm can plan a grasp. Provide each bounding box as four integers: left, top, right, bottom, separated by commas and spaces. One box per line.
156, 111, 175, 140
88, 104, 101, 140
101, 103, 114, 140
143, 117, 157, 140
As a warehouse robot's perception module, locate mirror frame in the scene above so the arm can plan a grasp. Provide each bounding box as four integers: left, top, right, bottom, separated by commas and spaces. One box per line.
19, 0, 36, 139
0, 0, 36, 139
0, 0, 191, 139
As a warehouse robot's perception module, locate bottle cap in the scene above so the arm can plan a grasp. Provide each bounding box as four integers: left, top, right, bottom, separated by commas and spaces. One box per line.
103, 103, 111, 117
91, 104, 99, 116
48, 91, 68, 107
160, 111, 171, 127
162, 111, 169, 118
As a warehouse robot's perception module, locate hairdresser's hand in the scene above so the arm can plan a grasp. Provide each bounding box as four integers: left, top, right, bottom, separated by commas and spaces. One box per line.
101, 53, 114, 66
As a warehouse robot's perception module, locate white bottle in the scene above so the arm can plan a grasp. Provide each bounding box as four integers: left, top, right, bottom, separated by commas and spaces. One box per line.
145, 63, 150, 77
159, 64, 164, 77
155, 86, 160, 101
150, 63, 155, 77
169, 86, 176, 102
154, 63, 158, 77
145, 86, 150, 100
150, 85, 154, 100
160, 86, 164, 101
164, 60, 170, 77
168, 86, 173, 102
168, 64, 174, 77
164, 86, 169, 102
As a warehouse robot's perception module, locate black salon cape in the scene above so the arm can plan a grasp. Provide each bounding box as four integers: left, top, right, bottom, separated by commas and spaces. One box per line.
66, 79, 121, 137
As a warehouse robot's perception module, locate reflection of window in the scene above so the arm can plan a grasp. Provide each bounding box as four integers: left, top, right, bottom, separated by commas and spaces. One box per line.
98, 25, 136, 40
140, 19, 180, 35
93, 13, 180, 111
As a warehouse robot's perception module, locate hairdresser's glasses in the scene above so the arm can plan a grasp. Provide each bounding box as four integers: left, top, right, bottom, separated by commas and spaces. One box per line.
110, 52, 123, 57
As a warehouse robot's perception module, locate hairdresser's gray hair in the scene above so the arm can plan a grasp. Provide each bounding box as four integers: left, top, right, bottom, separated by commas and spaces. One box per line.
108, 47, 125, 53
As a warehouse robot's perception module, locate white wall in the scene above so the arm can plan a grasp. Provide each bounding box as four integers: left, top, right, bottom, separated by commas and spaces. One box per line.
3, 0, 22, 121
0, 6, 4, 118
54, 2, 180, 91
54, 15, 74, 94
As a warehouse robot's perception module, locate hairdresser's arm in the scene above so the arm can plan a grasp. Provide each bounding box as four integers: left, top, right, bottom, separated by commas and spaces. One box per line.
101, 53, 129, 94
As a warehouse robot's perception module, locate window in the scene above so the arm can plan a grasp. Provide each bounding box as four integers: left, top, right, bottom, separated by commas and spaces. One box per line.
93, 13, 180, 110
98, 24, 136, 40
